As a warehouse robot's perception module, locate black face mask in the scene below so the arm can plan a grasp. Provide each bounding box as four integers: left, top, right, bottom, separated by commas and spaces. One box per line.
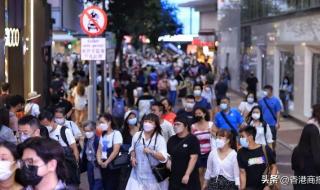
19, 164, 43, 186
195, 116, 204, 122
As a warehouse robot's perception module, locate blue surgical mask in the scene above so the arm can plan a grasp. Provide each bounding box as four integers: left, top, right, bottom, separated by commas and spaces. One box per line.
127, 118, 137, 126
240, 137, 249, 148
220, 103, 228, 111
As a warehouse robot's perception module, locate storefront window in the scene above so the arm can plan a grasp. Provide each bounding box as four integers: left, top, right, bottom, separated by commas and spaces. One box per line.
312, 54, 320, 105
262, 54, 274, 87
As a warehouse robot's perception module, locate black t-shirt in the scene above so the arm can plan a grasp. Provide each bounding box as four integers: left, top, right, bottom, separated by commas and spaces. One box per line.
167, 134, 201, 190
176, 109, 195, 124
246, 76, 258, 91
237, 145, 275, 189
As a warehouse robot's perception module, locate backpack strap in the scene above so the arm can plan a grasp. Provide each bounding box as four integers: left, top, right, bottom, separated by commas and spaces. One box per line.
60, 126, 69, 147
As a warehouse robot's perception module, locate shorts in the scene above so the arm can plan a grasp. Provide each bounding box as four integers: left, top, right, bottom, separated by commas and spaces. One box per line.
197, 153, 209, 168
270, 126, 277, 140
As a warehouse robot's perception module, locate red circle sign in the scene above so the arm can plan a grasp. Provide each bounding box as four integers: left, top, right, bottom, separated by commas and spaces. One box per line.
80, 6, 108, 36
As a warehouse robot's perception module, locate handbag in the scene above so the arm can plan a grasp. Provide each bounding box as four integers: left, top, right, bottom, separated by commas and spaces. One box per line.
262, 145, 280, 190
144, 134, 171, 182
108, 131, 131, 170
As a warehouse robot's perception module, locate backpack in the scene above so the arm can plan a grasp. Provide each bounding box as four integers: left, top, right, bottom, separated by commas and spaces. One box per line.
112, 97, 126, 118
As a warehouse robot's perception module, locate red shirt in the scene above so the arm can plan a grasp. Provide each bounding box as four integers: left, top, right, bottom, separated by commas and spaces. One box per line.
162, 112, 176, 124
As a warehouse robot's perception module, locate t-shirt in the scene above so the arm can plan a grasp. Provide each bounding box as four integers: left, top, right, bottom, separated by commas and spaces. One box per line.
237, 145, 275, 189
238, 101, 258, 116
162, 112, 176, 124
195, 97, 212, 110
160, 120, 175, 142
99, 130, 123, 160
24, 103, 40, 117
177, 109, 194, 124
169, 79, 178, 91
215, 109, 244, 132
258, 97, 282, 126
167, 135, 201, 190
246, 77, 258, 91
49, 125, 76, 147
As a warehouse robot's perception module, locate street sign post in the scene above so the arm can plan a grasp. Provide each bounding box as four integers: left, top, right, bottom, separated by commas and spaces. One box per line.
80, 6, 108, 37
80, 6, 108, 120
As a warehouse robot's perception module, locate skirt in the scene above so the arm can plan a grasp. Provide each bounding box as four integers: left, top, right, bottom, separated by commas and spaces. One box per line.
208, 175, 238, 190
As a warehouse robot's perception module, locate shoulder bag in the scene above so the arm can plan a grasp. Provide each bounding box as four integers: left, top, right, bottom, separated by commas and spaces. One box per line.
108, 131, 131, 170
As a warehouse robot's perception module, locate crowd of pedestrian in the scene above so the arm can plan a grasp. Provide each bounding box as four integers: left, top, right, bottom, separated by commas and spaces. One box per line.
0, 49, 318, 190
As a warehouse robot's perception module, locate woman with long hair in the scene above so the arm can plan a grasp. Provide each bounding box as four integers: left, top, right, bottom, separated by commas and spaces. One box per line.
238, 92, 258, 117
191, 107, 217, 187
203, 129, 239, 190
72, 81, 87, 125
96, 113, 123, 190
126, 113, 168, 190
246, 105, 273, 148
292, 124, 320, 189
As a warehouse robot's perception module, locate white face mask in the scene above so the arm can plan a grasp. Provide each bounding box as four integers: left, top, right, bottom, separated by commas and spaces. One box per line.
247, 97, 254, 104
55, 118, 65, 125
252, 113, 261, 120
174, 126, 184, 134
0, 161, 13, 181
20, 134, 30, 143
262, 91, 268, 97
99, 123, 109, 131
185, 102, 195, 110
216, 138, 227, 149
194, 90, 202, 97
85, 131, 95, 139
143, 123, 155, 132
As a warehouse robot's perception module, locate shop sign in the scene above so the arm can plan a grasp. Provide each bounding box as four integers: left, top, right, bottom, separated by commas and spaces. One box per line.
4, 28, 20, 47
192, 38, 214, 47
81, 38, 106, 61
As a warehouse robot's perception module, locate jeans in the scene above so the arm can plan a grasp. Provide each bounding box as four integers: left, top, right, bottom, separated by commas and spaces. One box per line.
169, 90, 177, 106
87, 161, 103, 190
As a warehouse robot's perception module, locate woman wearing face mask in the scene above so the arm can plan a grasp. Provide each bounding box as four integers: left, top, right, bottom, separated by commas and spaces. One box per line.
203, 129, 239, 190
191, 107, 217, 188
279, 76, 293, 118
246, 106, 273, 148
96, 113, 123, 190
167, 116, 201, 190
118, 110, 139, 190
17, 137, 67, 190
238, 93, 258, 117
80, 121, 102, 190
126, 113, 168, 190
0, 142, 22, 190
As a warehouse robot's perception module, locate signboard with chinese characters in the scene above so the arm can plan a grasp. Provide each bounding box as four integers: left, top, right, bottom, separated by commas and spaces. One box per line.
81, 38, 106, 61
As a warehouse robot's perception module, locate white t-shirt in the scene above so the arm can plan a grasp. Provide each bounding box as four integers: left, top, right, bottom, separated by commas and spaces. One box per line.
49, 125, 76, 147
72, 87, 88, 110
99, 130, 123, 160
63, 120, 82, 139
238, 101, 258, 116
168, 79, 178, 91
24, 103, 40, 117
160, 120, 175, 142
250, 121, 273, 145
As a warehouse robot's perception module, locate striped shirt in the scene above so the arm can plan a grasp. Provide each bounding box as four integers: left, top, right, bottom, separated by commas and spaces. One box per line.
191, 122, 213, 155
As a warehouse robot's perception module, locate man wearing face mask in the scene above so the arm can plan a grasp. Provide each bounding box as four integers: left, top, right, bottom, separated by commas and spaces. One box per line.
177, 95, 196, 124
38, 110, 80, 188
18, 137, 68, 190
215, 97, 246, 135
18, 115, 42, 143
53, 107, 82, 141
258, 85, 282, 150
80, 121, 103, 190
237, 127, 278, 190
167, 116, 201, 190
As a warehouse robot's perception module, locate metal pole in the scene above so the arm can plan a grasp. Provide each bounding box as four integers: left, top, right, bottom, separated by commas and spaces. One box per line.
108, 60, 112, 112
103, 61, 108, 111
88, 60, 97, 120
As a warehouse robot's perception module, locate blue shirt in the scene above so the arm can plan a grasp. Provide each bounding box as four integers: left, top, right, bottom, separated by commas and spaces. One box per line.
215, 108, 244, 131
195, 97, 212, 110
258, 97, 282, 127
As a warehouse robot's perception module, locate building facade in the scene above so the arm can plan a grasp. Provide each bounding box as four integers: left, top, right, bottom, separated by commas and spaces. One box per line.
240, 0, 320, 121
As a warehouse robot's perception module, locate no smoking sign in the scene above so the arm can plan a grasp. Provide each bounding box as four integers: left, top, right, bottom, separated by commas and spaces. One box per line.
80, 6, 108, 36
